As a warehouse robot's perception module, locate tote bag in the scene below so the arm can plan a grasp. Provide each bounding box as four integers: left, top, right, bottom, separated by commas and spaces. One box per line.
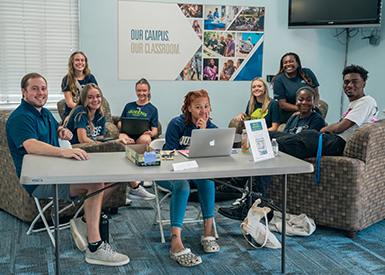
268, 210, 316, 237
240, 199, 281, 249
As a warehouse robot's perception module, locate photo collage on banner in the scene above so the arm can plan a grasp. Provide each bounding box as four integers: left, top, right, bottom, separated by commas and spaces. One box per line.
176, 4, 265, 81
118, 1, 264, 81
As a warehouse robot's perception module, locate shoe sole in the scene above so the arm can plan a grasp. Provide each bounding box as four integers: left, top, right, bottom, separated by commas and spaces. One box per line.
128, 194, 156, 201
203, 247, 220, 253
70, 220, 87, 252
218, 208, 246, 221
170, 251, 202, 267
86, 257, 130, 266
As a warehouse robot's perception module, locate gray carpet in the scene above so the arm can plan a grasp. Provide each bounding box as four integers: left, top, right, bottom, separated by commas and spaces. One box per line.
1, 191, 385, 275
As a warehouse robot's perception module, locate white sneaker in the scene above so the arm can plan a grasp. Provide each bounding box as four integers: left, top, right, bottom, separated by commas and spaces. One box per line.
70, 217, 88, 252
85, 241, 130, 266
141, 180, 153, 187
128, 185, 156, 201
125, 198, 132, 205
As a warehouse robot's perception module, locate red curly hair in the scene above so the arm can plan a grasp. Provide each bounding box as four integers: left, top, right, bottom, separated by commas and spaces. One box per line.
181, 89, 212, 125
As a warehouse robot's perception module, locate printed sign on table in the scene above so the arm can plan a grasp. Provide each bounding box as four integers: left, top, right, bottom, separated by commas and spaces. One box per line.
244, 119, 274, 162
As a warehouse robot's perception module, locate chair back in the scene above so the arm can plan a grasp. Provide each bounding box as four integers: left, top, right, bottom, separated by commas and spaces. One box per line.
57, 99, 66, 121
150, 138, 165, 150
316, 100, 328, 119
228, 116, 250, 134
57, 97, 113, 123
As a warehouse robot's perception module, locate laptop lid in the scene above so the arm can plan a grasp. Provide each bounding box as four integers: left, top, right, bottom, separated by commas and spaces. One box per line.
181, 128, 236, 158
121, 117, 149, 137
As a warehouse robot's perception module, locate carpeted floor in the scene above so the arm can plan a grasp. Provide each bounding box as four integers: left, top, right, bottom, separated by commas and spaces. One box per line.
1, 190, 385, 275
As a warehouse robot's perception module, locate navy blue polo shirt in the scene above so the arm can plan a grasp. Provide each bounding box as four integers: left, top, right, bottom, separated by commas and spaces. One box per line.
6, 99, 60, 195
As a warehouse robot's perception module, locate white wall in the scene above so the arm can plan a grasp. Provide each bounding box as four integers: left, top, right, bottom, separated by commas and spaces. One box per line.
80, 0, 384, 129
345, 26, 385, 116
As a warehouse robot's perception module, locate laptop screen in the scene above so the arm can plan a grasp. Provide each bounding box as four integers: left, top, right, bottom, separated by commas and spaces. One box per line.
120, 117, 149, 137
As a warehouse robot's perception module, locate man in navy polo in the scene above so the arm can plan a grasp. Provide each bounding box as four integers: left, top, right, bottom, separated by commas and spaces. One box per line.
6, 73, 129, 266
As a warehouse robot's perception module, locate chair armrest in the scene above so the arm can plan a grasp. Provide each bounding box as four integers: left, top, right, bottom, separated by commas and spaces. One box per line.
277, 123, 285, 132
112, 116, 120, 126
72, 140, 125, 153
228, 116, 250, 134
105, 122, 119, 139
343, 120, 385, 162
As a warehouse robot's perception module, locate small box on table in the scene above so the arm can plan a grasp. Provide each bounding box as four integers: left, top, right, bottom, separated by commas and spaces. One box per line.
125, 144, 161, 166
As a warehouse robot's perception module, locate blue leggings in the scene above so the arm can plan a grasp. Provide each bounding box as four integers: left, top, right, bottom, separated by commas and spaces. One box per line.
156, 179, 215, 229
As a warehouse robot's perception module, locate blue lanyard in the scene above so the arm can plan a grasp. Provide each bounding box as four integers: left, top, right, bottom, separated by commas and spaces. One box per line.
314, 133, 323, 185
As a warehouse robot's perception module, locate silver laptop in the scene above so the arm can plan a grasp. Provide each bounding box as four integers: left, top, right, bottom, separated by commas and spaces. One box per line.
121, 117, 149, 137
179, 128, 236, 158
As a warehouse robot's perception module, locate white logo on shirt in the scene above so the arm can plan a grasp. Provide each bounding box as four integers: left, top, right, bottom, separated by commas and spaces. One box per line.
86, 125, 103, 140
179, 136, 191, 146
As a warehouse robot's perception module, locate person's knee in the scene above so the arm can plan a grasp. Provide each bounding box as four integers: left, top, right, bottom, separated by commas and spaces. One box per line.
105, 182, 119, 192
136, 135, 151, 145
173, 180, 190, 196
84, 182, 105, 194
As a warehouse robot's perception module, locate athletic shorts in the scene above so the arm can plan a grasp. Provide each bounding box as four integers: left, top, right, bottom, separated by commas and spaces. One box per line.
31, 184, 74, 202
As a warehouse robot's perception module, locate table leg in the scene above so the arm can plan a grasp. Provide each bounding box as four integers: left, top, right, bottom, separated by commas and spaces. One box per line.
53, 184, 61, 275
248, 176, 253, 208
281, 174, 287, 274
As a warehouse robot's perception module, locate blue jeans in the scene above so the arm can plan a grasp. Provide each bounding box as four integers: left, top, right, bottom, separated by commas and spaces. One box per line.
156, 179, 215, 229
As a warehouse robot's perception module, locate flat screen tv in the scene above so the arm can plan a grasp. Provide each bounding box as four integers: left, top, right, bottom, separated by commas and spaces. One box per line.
288, 0, 382, 29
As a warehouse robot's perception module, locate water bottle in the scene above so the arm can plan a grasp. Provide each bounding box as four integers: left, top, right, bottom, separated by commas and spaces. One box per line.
271, 138, 279, 157
99, 213, 110, 243
241, 129, 249, 153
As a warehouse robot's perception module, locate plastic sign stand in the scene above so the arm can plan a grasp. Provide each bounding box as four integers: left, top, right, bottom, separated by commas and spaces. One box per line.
244, 119, 274, 163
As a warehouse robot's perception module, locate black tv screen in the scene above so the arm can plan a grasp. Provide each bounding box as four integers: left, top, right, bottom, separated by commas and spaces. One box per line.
288, 0, 382, 28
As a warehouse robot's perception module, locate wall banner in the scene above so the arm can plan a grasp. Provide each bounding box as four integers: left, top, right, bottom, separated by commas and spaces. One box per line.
118, 1, 265, 81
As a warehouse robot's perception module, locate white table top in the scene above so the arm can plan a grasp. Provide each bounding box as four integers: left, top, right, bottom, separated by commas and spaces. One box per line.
20, 150, 314, 185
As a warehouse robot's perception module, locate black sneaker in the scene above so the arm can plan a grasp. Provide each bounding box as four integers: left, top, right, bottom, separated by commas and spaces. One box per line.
215, 184, 243, 200
218, 199, 250, 220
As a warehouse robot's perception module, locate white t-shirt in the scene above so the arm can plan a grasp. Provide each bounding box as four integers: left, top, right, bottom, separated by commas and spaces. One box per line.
338, 95, 378, 141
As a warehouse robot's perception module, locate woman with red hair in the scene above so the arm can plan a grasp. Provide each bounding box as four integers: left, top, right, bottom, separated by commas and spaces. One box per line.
156, 90, 219, 267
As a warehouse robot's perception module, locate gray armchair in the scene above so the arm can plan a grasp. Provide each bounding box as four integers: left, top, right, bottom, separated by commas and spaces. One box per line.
0, 109, 126, 223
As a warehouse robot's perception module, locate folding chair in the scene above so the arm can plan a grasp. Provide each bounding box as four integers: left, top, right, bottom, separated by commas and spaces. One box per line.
150, 139, 219, 243
26, 198, 84, 246
27, 180, 123, 246
26, 139, 84, 246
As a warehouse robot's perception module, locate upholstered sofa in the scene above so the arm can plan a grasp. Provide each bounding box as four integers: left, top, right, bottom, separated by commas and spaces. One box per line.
228, 100, 329, 134
57, 98, 162, 139
267, 119, 385, 237
228, 100, 385, 237
0, 109, 126, 224
57, 97, 120, 138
